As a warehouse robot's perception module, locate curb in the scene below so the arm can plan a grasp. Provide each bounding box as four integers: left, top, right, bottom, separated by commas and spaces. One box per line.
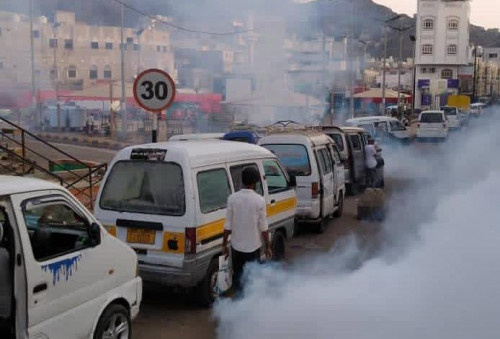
36, 133, 131, 151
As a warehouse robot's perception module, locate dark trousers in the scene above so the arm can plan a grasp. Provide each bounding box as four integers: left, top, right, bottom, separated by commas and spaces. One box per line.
231, 247, 260, 293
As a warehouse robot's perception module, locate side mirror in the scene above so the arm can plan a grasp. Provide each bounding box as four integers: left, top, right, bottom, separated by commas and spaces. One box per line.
339, 153, 347, 162
289, 175, 297, 187
0, 224, 3, 243
89, 222, 101, 247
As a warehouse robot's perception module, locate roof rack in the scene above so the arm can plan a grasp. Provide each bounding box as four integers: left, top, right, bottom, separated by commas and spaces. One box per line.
265, 120, 323, 135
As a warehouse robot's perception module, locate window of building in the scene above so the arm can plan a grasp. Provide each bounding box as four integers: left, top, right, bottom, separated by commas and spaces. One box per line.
441, 69, 453, 79
50, 68, 57, 80
447, 44, 457, 55
49, 38, 58, 48
22, 197, 92, 261
421, 67, 427, 74
429, 67, 436, 73
33, 30, 40, 38
230, 164, 263, 195
91, 41, 99, 49
133, 44, 140, 51
68, 65, 77, 78
163, 46, 167, 53
422, 18, 434, 30
89, 65, 98, 79
0, 61, 3, 70
105, 42, 113, 50
126, 37, 134, 44
0, 27, 2, 36
422, 44, 433, 55
103, 66, 112, 79
448, 19, 459, 30
489, 53, 498, 59
197, 168, 231, 214
157, 45, 161, 52
64, 39, 73, 50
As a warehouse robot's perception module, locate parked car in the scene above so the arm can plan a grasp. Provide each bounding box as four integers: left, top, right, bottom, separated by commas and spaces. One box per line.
345, 116, 410, 144
440, 106, 462, 129
470, 103, 485, 117
417, 110, 449, 140
259, 132, 345, 233
94, 141, 296, 306
321, 126, 373, 195
0, 176, 142, 339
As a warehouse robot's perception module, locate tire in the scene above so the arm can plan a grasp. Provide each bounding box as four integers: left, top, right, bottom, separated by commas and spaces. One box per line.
333, 193, 344, 218
93, 304, 131, 339
196, 258, 219, 308
271, 231, 286, 261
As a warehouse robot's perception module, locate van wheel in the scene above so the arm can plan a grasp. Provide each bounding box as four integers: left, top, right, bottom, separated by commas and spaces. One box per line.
272, 231, 286, 261
197, 258, 219, 308
93, 304, 131, 339
314, 219, 326, 234
333, 193, 344, 218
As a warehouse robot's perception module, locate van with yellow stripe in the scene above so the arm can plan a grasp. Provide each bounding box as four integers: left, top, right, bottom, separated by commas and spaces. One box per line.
93, 141, 296, 305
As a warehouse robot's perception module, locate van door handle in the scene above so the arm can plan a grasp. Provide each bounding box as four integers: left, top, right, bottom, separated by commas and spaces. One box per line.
270, 199, 276, 205
33, 283, 47, 294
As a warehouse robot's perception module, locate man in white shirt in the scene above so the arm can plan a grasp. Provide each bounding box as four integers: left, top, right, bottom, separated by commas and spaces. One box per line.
364, 137, 378, 187
222, 167, 272, 292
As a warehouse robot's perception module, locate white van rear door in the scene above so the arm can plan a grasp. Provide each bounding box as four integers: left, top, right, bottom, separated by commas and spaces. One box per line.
315, 148, 335, 217
10, 191, 108, 339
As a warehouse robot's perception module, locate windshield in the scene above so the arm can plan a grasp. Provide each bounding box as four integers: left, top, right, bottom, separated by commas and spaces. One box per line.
261, 144, 311, 176
389, 120, 406, 131
441, 107, 457, 116
328, 133, 345, 152
420, 113, 444, 123
100, 161, 185, 216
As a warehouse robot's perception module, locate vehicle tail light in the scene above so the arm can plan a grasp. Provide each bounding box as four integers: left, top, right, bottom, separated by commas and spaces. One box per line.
185, 227, 197, 254
417, 123, 420, 128
312, 182, 319, 199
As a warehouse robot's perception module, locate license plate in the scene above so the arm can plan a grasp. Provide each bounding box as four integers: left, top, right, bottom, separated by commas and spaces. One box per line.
126, 229, 156, 245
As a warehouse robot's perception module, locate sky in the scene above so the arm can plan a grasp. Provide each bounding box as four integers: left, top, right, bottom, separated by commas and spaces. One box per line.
372, 0, 499, 29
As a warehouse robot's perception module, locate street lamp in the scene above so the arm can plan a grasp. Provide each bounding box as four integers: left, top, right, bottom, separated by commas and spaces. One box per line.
381, 14, 403, 115
52, 22, 62, 131
136, 27, 145, 76
472, 45, 482, 103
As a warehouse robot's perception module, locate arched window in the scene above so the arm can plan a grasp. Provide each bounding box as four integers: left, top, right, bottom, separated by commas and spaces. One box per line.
68, 65, 77, 78
441, 69, 453, 79
422, 18, 434, 30
103, 65, 112, 79
422, 44, 433, 55
447, 44, 457, 55
448, 19, 459, 30
89, 65, 98, 79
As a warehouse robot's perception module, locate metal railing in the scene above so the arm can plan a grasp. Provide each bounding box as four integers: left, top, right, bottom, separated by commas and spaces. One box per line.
0, 116, 107, 209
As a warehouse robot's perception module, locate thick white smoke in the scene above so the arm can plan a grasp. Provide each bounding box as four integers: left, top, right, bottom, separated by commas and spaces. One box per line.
214, 110, 500, 339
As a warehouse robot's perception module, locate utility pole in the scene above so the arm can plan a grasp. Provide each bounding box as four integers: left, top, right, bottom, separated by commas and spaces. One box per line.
120, 3, 127, 139
29, 0, 37, 125
381, 25, 387, 115
397, 21, 403, 111
349, 2, 355, 119
410, 35, 417, 114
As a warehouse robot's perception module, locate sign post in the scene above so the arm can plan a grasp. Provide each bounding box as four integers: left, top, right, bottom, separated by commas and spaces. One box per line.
133, 69, 176, 143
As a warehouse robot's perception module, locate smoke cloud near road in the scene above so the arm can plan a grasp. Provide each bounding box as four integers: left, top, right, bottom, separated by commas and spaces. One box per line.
214, 110, 500, 339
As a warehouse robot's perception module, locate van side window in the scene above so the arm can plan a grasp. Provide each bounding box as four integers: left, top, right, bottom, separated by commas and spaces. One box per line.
263, 160, 289, 193
349, 135, 362, 151
230, 164, 263, 196
319, 149, 332, 173
22, 198, 91, 262
330, 146, 341, 164
197, 169, 231, 213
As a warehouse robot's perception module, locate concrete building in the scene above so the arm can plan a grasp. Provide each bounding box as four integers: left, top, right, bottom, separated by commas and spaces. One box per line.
0, 10, 175, 92
414, 0, 471, 109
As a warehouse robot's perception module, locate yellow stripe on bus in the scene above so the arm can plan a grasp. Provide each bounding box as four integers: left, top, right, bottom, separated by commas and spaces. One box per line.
267, 197, 297, 217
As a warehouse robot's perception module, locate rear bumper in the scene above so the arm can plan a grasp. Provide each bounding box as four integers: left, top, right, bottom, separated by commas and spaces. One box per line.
417, 130, 447, 138
296, 199, 321, 220
138, 255, 212, 288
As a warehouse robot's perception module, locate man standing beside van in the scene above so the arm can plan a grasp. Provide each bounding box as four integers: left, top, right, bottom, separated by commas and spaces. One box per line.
364, 137, 378, 187
222, 167, 272, 292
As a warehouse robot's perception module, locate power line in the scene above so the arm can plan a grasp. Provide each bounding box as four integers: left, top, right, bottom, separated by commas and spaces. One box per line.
110, 0, 255, 36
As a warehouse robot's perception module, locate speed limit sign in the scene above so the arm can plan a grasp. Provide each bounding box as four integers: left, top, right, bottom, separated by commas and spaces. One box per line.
133, 69, 176, 112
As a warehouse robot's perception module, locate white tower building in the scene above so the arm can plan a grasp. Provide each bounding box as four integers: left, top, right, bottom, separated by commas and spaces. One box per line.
414, 0, 471, 109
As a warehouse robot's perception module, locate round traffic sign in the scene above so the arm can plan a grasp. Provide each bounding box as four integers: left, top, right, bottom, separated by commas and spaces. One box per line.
133, 69, 176, 112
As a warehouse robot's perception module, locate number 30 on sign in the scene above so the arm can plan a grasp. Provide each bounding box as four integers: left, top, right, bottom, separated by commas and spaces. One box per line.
133, 69, 176, 112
